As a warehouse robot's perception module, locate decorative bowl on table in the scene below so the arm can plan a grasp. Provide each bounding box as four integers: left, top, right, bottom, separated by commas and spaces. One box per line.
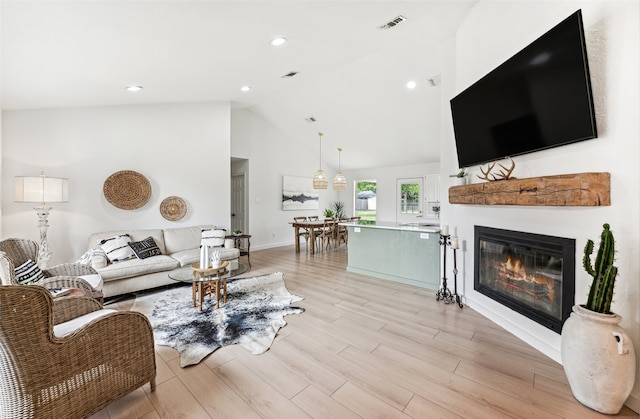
190, 260, 228, 273
232, 230, 242, 236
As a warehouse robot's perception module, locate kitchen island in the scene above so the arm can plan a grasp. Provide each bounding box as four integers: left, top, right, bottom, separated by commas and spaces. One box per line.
343, 221, 441, 290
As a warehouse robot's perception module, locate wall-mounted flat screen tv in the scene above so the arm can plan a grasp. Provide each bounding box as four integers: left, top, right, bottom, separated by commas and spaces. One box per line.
450, 10, 597, 169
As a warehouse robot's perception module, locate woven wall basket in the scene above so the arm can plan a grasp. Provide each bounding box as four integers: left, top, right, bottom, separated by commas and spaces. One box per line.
103, 170, 152, 210
160, 196, 187, 221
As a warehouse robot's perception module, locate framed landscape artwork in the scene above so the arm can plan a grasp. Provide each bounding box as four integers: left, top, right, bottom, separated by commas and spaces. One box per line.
282, 176, 319, 210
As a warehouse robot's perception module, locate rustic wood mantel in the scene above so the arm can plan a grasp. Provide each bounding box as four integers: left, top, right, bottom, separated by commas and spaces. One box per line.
448, 172, 610, 206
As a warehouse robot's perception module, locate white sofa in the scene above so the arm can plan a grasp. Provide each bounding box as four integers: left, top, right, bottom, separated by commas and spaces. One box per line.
86, 225, 240, 298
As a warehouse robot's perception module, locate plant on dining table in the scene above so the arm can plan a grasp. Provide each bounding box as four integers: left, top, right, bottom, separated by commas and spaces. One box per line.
331, 201, 345, 219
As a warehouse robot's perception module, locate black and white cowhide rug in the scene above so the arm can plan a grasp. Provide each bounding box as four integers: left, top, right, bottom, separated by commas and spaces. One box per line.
131, 272, 304, 367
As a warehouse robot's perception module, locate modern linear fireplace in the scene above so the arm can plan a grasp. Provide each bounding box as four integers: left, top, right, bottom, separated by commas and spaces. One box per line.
474, 226, 575, 333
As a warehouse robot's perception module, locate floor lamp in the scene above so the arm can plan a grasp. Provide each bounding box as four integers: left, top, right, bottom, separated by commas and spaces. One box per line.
15, 172, 69, 269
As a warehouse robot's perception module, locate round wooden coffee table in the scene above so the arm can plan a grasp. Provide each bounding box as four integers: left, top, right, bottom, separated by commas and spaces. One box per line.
168, 262, 249, 311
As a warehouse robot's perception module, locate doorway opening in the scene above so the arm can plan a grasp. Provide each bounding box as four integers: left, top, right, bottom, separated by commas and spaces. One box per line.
231, 158, 248, 234
355, 180, 376, 224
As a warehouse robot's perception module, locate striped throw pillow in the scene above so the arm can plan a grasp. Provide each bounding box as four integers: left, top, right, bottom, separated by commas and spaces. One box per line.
201, 228, 226, 248
15, 259, 46, 284
98, 234, 136, 263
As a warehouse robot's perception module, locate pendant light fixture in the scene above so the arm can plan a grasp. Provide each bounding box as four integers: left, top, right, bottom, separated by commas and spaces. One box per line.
333, 147, 347, 191
313, 132, 328, 189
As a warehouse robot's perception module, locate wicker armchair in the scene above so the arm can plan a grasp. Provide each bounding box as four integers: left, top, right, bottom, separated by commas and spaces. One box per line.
0, 238, 101, 298
0, 285, 156, 418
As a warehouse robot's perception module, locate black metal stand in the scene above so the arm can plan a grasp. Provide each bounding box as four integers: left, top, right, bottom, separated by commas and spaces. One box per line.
436, 234, 454, 304
436, 233, 463, 308
452, 247, 463, 308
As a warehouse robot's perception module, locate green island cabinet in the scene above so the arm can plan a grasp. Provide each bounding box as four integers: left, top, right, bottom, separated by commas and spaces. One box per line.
344, 222, 441, 290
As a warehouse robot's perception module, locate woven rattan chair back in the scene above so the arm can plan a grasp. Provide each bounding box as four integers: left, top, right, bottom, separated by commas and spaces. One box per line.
0, 251, 17, 285
0, 238, 38, 268
0, 239, 102, 300
0, 285, 156, 418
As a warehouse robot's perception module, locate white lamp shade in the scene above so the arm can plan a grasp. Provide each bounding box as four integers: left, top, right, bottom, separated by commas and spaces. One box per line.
15, 176, 69, 204
313, 169, 328, 189
333, 172, 347, 191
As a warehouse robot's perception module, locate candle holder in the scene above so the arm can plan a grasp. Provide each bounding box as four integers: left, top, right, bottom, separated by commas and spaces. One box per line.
436, 233, 455, 304
452, 245, 463, 308
436, 233, 464, 308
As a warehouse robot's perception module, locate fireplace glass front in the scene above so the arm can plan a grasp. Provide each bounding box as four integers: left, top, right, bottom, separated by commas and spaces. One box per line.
474, 226, 575, 333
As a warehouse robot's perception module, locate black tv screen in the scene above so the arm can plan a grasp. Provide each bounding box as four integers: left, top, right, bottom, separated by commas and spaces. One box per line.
450, 10, 597, 168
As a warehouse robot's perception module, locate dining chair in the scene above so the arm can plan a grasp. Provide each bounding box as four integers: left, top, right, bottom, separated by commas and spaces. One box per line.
336, 217, 350, 247
306, 215, 323, 240
293, 216, 310, 251
316, 218, 336, 252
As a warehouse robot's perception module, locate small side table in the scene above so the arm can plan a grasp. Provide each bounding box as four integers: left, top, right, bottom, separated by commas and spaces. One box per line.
190, 262, 228, 311
226, 234, 251, 268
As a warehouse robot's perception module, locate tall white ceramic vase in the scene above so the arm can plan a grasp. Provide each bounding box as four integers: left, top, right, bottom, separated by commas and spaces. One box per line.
560, 304, 636, 414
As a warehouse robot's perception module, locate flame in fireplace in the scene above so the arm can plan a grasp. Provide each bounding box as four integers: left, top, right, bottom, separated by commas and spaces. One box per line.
503, 256, 526, 279
498, 256, 556, 302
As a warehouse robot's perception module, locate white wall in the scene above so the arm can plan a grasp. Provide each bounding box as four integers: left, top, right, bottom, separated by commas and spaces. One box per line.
440, 1, 639, 408
2, 102, 231, 264
348, 163, 440, 223
231, 108, 341, 250
230, 109, 442, 250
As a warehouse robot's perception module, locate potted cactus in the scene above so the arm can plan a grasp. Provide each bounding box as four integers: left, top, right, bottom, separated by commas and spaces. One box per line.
560, 224, 636, 414
583, 223, 617, 313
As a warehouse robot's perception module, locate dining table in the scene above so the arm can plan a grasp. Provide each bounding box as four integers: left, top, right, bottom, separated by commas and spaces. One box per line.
289, 219, 331, 254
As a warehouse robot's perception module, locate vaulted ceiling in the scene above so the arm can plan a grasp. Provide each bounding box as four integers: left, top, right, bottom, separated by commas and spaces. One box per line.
1, 1, 476, 170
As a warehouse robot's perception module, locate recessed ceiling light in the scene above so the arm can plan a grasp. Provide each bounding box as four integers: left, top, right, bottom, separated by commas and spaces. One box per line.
240, 86, 252, 92
406, 81, 417, 89
270, 37, 287, 46
125, 85, 143, 92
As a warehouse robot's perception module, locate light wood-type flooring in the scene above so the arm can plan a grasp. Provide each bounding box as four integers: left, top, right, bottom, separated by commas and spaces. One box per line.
92, 244, 637, 418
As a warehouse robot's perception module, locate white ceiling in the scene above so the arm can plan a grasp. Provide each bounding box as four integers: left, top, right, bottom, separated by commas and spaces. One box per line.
1, 1, 476, 170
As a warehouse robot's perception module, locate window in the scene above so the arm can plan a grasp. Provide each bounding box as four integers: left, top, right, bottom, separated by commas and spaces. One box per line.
396, 177, 423, 222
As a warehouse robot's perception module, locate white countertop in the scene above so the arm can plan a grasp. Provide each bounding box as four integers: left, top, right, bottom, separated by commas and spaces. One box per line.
341, 220, 441, 233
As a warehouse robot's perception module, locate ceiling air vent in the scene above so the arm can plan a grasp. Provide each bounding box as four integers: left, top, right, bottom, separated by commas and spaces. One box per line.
378, 15, 407, 30
281, 71, 299, 78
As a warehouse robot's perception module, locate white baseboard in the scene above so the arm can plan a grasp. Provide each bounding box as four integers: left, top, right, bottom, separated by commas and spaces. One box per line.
251, 241, 292, 252
465, 295, 562, 362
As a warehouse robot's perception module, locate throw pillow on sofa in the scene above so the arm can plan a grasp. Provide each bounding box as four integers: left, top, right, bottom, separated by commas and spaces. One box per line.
201, 228, 226, 248
98, 234, 136, 263
14, 259, 46, 284
77, 247, 109, 269
129, 236, 162, 259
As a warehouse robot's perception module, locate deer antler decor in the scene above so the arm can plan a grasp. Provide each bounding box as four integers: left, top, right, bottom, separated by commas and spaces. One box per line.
477, 162, 496, 181
494, 158, 516, 181
477, 158, 516, 182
